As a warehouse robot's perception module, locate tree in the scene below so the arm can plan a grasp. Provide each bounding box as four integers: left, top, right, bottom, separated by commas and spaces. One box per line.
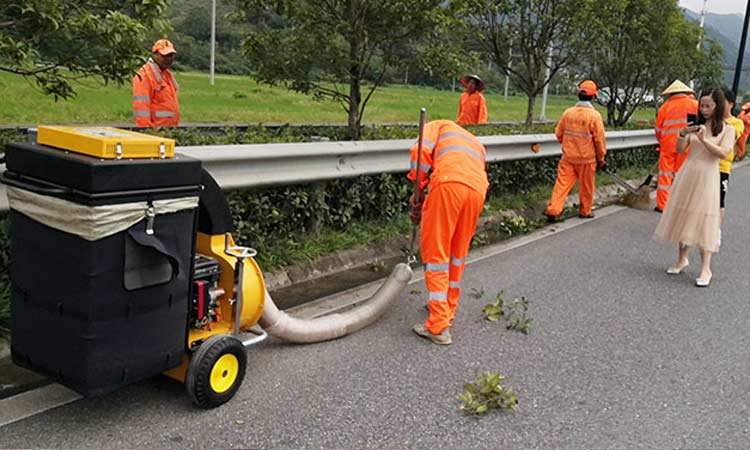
0, 0, 170, 100
453, 0, 593, 125
231, 0, 445, 140
584, 0, 724, 126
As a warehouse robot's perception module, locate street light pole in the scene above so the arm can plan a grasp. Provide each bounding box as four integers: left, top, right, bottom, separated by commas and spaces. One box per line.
210, 0, 216, 86
733, 0, 750, 95
539, 49, 551, 121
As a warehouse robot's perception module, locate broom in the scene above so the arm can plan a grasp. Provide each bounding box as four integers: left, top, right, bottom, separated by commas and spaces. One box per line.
601, 161, 657, 210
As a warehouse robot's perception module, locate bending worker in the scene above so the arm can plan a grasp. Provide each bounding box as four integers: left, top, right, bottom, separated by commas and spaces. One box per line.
457, 74, 488, 126
132, 39, 180, 127
654, 80, 698, 212
408, 120, 489, 345
545, 80, 607, 222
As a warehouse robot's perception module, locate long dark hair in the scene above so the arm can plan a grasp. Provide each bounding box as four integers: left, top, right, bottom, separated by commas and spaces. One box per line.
697, 87, 725, 136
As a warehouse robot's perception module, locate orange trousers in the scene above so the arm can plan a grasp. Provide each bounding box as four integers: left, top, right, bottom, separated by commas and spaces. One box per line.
421, 182, 485, 335
656, 150, 688, 211
545, 160, 597, 217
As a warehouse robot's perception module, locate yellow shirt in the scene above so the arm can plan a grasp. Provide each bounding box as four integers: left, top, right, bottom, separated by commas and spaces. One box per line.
721, 117, 744, 174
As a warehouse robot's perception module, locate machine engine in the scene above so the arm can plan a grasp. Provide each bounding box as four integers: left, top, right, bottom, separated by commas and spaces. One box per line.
191, 254, 225, 328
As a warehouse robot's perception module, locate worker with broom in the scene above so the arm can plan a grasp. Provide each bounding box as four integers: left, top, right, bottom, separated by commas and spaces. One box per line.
544, 80, 607, 222
407, 120, 488, 345
654, 80, 698, 212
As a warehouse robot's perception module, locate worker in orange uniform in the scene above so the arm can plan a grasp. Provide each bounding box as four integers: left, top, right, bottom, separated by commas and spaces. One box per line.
407, 120, 489, 345
544, 80, 606, 222
132, 39, 180, 127
654, 80, 698, 212
457, 74, 488, 126
737, 102, 750, 159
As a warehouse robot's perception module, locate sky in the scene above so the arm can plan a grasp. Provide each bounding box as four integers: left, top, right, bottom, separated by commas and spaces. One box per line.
679, 0, 745, 15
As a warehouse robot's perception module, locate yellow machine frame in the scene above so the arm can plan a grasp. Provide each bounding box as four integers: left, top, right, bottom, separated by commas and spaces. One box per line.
164, 232, 265, 383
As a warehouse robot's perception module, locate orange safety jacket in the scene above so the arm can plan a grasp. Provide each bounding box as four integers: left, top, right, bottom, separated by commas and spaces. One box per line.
132, 58, 180, 127
407, 120, 489, 194
739, 111, 750, 157
554, 102, 607, 164
655, 94, 698, 154
457, 92, 488, 126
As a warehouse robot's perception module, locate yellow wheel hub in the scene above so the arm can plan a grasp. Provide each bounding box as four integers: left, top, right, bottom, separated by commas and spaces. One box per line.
210, 354, 239, 394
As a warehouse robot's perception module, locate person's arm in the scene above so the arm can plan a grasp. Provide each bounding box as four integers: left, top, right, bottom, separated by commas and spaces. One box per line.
457, 93, 465, 124
696, 125, 734, 158
478, 94, 488, 124
677, 129, 692, 153
592, 116, 607, 164
132, 71, 152, 127
739, 131, 749, 159
554, 114, 565, 144
654, 107, 665, 141
406, 127, 438, 191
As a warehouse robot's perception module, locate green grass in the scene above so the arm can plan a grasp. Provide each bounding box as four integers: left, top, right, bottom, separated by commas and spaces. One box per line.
0, 71, 655, 125
255, 216, 413, 270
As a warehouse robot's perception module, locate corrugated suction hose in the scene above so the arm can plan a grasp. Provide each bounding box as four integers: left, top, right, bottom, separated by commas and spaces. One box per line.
259, 263, 413, 343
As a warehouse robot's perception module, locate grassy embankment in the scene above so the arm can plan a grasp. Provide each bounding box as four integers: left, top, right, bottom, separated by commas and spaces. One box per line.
0, 71, 656, 125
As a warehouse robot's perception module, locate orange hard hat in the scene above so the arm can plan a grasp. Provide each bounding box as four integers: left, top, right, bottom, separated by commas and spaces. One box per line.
578, 80, 598, 96
743, 102, 750, 111
152, 39, 176, 55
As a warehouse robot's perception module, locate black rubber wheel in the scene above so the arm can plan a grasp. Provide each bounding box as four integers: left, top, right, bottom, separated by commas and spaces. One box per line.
185, 334, 247, 408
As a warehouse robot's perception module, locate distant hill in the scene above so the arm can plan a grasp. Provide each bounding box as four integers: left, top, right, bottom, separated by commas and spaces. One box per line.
683, 8, 750, 92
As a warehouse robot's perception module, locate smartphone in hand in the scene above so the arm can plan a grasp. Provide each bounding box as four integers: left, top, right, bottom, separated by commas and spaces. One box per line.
687, 113, 698, 126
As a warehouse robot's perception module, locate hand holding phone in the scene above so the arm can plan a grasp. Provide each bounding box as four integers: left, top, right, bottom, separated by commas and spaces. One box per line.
687, 113, 698, 126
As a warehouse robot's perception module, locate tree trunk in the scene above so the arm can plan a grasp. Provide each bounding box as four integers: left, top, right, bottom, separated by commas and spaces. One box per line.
607, 101, 616, 126
525, 94, 536, 126
348, 76, 362, 140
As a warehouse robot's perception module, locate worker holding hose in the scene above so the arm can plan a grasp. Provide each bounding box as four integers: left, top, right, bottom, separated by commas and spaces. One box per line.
407, 120, 489, 345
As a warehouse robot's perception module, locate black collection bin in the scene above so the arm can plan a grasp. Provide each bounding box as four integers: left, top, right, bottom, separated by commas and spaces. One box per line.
4, 142, 203, 396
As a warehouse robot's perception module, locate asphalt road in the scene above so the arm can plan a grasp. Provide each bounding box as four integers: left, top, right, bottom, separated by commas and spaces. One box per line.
3, 166, 750, 449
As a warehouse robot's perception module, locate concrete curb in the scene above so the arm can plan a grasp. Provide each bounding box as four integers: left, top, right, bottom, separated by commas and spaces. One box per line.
265, 177, 638, 292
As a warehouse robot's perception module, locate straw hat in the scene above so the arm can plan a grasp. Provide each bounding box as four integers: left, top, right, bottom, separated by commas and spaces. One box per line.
460, 74, 486, 91
661, 80, 694, 96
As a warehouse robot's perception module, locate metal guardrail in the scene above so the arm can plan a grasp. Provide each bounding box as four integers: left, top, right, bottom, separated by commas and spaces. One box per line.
178, 129, 657, 189
0, 129, 656, 210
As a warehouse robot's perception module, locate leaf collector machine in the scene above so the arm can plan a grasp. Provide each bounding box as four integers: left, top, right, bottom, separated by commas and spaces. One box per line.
1, 126, 412, 408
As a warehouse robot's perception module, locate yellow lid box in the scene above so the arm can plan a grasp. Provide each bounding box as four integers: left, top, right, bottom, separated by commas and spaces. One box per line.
37, 126, 176, 159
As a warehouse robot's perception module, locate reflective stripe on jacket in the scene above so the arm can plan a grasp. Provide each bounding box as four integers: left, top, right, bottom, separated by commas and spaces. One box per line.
554, 102, 607, 164
655, 94, 698, 154
407, 120, 489, 194
457, 92, 488, 125
132, 58, 180, 127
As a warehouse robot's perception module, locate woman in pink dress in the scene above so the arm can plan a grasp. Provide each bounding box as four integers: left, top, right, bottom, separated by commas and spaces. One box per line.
654, 87, 735, 287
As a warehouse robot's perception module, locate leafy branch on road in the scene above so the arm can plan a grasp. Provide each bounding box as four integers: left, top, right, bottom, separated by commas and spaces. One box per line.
482, 291, 533, 334
459, 371, 518, 415
504, 297, 532, 334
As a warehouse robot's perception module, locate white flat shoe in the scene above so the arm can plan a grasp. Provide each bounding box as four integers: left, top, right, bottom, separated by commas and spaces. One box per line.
666, 261, 689, 275
695, 273, 712, 287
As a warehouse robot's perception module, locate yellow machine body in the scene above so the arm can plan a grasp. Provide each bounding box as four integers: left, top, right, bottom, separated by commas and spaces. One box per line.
37, 126, 176, 159
164, 232, 265, 382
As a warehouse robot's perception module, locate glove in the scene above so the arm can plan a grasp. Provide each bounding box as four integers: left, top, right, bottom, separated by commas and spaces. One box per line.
409, 192, 423, 225
597, 159, 607, 172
